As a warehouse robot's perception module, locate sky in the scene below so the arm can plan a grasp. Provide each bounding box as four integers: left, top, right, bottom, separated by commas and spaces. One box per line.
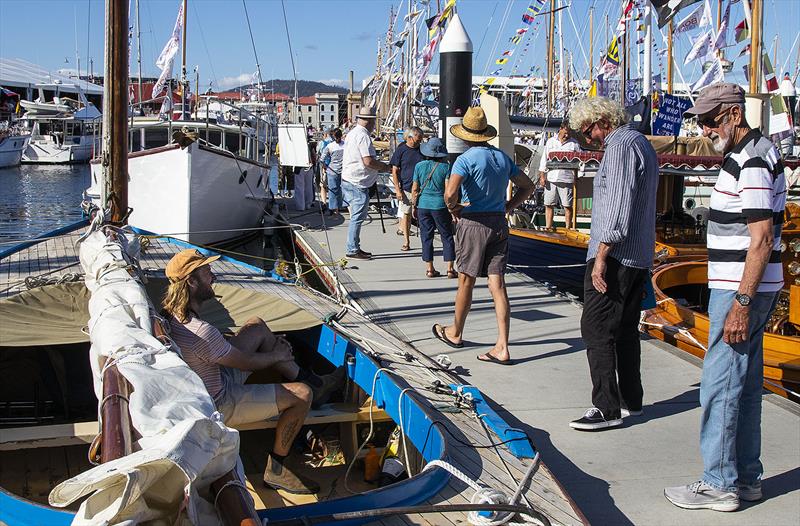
0, 0, 798, 93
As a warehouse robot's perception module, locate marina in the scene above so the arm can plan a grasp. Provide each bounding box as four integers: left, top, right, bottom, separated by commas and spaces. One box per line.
1, 0, 800, 524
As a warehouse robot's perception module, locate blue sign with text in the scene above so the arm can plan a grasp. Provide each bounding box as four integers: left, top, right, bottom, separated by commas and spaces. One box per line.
653, 94, 692, 136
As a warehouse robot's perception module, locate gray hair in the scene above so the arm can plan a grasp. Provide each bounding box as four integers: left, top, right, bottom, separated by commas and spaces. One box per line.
567, 97, 628, 131
406, 126, 424, 140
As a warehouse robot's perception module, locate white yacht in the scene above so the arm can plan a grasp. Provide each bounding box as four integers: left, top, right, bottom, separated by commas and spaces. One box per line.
0, 87, 30, 168
21, 84, 101, 164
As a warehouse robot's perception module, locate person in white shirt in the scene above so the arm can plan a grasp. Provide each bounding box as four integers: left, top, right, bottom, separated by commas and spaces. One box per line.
340, 107, 390, 259
537, 121, 581, 230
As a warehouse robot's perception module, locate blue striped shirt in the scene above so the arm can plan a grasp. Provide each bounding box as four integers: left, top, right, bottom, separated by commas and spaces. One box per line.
587, 123, 659, 269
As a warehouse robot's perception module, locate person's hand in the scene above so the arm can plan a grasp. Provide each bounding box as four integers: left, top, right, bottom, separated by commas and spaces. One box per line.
411, 207, 418, 220
538, 175, 546, 187
504, 201, 514, 215
723, 302, 750, 345
271, 337, 294, 363
591, 258, 608, 294
448, 203, 464, 222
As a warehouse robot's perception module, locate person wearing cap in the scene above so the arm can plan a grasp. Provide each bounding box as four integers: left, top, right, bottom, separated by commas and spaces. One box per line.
390, 126, 425, 251
431, 105, 535, 365
340, 106, 391, 260
566, 97, 658, 432
664, 82, 786, 512
536, 120, 581, 231
411, 137, 456, 279
161, 249, 343, 495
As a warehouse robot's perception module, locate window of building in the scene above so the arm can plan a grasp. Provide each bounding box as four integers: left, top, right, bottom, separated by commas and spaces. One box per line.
320, 115, 325, 121
308, 105, 312, 111
308, 116, 312, 124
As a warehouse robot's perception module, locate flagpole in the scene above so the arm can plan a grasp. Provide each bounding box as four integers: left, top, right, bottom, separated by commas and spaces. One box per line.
589, 8, 594, 83
558, 0, 565, 100
748, 0, 762, 93
667, 20, 674, 93
547, 0, 555, 112
135, 0, 143, 110
180, 0, 187, 119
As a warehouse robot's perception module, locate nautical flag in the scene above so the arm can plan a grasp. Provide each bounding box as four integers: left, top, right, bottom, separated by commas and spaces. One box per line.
485, 77, 497, 85
737, 44, 750, 58
522, 14, 535, 24
714, 1, 731, 50
636, 36, 645, 44
606, 36, 620, 66
692, 56, 725, 91
510, 35, 522, 44
685, 30, 715, 65
637, 24, 646, 31
516, 28, 529, 35
588, 81, 597, 98
734, 19, 749, 43
699, 0, 713, 28
763, 54, 779, 92
502, 49, 514, 56
496, 57, 509, 65
152, 2, 183, 99
650, 0, 702, 28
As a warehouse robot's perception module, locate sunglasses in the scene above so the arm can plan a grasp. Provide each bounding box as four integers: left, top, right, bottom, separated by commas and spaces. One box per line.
581, 121, 597, 139
698, 106, 734, 128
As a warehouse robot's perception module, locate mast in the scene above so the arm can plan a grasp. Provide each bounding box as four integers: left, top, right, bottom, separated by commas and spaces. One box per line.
135, 0, 143, 110
748, 0, 762, 93
547, 0, 555, 112
622, 20, 628, 102
589, 8, 593, 84
643, 3, 652, 96
557, 0, 564, 100
180, 0, 187, 118
102, 0, 129, 223
667, 20, 674, 93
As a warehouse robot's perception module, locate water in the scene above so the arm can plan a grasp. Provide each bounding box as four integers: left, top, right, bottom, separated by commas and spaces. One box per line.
0, 164, 91, 243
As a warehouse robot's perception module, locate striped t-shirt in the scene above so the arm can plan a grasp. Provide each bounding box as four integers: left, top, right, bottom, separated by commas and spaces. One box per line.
168, 314, 232, 397
707, 129, 786, 292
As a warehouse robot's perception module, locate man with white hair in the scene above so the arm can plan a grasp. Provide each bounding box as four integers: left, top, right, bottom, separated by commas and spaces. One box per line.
341, 107, 391, 259
390, 126, 424, 251
567, 97, 659, 431
664, 82, 786, 512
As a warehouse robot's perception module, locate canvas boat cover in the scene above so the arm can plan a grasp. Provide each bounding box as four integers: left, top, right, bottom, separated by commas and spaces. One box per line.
0, 275, 321, 348
34, 224, 316, 525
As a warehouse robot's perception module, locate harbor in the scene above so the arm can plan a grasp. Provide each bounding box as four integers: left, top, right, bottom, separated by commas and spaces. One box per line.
1, 0, 800, 524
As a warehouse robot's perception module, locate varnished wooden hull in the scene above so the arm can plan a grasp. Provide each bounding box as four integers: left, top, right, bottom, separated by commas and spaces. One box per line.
642, 261, 800, 402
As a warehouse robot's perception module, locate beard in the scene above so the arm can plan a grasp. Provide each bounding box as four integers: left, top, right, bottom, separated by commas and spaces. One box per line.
193, 281, 215, 302
710, 122, 734, 154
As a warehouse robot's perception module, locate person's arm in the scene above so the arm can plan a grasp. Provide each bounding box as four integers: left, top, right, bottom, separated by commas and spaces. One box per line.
392, 165, 403, 200
216, 337, 294, 371
363, 155, 390, 172
506, 170, 536, 214
445, 172, 465, 220
537, 138, 550, 186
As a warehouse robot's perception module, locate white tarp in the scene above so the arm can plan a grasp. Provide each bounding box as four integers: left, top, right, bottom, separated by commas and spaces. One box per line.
48, 224, 241, 525
277, 124, 311, 167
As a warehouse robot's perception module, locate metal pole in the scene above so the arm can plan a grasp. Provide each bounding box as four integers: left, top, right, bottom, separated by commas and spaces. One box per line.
181, 0, 187, 119
589, 8, 593, 82
547, 0, 555, 112
667, 20, 674, 93
135, 0, 143, 109
102, 0, 129, 223
643, 5, 652, 96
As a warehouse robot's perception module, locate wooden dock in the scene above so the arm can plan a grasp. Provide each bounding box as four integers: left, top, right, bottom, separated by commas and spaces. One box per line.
285, 199, 800, 526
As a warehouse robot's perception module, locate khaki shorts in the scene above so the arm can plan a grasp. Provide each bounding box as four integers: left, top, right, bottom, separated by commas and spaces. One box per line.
455, 213, 508, 278
544, 181, 574, 207
214, 366, 279, 427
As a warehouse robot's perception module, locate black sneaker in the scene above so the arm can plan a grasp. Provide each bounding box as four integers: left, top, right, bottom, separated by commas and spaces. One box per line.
346, 251, 372, 260
357, 249, 372, 257
263, 454, 320, 494
569, 407, 623, 431
310, 367, 346, 409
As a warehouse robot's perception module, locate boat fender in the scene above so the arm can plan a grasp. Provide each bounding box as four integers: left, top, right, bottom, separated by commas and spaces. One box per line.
435, 354, 452, 369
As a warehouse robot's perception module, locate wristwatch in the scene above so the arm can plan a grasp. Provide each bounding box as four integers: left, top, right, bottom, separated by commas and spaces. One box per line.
735, 292, 752, 307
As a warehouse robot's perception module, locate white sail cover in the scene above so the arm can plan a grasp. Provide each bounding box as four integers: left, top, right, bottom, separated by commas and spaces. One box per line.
48, 225, 240, 525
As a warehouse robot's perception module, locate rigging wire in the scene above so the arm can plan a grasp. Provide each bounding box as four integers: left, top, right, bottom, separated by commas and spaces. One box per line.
192, 2, 219, 90
280, 0, 300, 108
482, 0, 516, 76
475, 1, 501, 61
241, 0, 264, 89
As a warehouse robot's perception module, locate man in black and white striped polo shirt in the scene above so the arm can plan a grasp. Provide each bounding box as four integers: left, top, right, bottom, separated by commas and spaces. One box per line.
665, 83, 786, 512
567, 97, 659, 431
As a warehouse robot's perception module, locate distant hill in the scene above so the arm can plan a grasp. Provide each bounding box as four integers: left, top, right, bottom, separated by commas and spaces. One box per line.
234, 79, 351, 97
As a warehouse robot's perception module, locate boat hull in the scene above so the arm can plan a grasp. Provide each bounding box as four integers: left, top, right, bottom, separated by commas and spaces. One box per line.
508, 227, 588, 298
22, 138, 98, 164
0, 134, 30, 168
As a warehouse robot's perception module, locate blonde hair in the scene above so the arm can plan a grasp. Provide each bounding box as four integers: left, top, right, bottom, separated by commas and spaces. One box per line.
162, 279, 192, 323
567, 97, 628, 131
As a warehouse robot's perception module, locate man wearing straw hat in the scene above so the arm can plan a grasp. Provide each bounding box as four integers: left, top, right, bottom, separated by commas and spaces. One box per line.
431, 106, 535, 365
341, 106, 391, 260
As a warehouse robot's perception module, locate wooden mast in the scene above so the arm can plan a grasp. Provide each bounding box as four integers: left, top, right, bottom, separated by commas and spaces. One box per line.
102, 0, 129, 223
748, 0, 762, 93
547, 0, 555, 112
180, 0, 188, 118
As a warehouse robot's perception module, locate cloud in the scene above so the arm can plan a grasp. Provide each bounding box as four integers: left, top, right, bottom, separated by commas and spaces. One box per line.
216, 73, 254, 89
304, 44, 318, 51
318, 78, 347, 88
353, 32, 374, 41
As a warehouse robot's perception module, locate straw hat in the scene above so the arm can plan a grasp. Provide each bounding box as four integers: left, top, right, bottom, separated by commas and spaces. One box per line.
166, 249, 220, 282
355, 106, 378, 119
449, 106, 497, 142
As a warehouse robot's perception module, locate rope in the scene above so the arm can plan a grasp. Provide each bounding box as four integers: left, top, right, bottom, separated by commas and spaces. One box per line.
23, 271, 84, 289
213, 479, 248, 510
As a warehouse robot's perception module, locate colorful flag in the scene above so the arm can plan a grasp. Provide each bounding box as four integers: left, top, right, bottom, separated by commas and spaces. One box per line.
502, 49, 514, 56
606, 36, 620, 66
692, 56, 725, 91
684, 29, 714, 65
522, 14, 535, 24
650, 0, 702, 28
699, 0, 713, 28
510, 35, 522, 44
673, 2, 705, 34
496, 57, 509, 65
737, 43, 750, 57
763, 54, 779, 92
516, 28, 529, 35
734, 19, 749, 43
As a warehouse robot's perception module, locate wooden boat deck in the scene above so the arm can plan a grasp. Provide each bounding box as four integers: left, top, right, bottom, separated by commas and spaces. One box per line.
0, 223, 585, 526
282, 200, 800, 526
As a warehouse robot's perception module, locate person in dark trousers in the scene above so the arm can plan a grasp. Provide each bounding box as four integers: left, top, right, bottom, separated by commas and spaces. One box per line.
566, 97, 659, 431
410, 137, 456, 278
390, 127, 424, 251
665, 83, 786, 512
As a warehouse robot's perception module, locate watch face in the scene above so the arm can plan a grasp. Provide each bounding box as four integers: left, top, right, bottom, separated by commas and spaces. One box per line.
736, 294, 751, 306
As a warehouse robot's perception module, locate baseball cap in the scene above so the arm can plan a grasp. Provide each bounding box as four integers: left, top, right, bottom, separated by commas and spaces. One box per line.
684, 82, 745, 117
165, 249, 220, 282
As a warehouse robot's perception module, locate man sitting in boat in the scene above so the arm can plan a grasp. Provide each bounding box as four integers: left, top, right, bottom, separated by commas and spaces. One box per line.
536, 120, 581, 231
665, 82, 786, 512
162, 249, 343, 495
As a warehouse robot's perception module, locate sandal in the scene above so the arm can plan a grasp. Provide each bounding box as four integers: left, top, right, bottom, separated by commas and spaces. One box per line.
400, 244, 410, 251
447, 269, 458, 279
426, 269, 441, 278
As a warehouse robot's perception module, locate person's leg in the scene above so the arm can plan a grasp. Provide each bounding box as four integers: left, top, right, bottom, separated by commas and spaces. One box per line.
484, 273, 510, 362
735, 291, 779, 489
433, 209, 456, 272
342, 181, 368, 254
543, 181, 557, 229
699, 288, 750, 492
400, 210, 411, 248
272, 383, 313, 456
418, 208, 436, 271
327, 172, 341, 211
228, 317, 300, 380
446, 272, 476, 343
580, 258, 624, 419
614, 267, 646, 412
544, 206, 555, 229
319, 166, 328, 205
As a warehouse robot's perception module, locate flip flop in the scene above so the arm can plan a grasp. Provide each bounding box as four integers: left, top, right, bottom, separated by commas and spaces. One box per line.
401, 244, 410, 251
477, 353, 513, 366
431, 324, 463, 349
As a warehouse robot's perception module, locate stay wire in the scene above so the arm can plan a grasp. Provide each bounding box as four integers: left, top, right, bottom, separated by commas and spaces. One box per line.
241, 0, 264, 88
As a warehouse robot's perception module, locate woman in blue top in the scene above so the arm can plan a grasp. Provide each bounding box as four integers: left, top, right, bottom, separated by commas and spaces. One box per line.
411, 137, 456, 278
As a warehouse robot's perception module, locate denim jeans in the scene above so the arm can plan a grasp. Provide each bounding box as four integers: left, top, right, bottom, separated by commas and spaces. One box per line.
700, 288, 779, 492
418, 208, 455, 262
341, 180, 369, 254
327, 170, 342, 210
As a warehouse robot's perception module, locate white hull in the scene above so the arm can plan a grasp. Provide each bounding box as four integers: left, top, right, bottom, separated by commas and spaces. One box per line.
0, 134, 30, 168
22, 137, 99, 164
88, 142, 269, 245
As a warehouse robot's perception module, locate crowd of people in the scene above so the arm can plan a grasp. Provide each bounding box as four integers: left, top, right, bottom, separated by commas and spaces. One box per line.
163, 82, 786, 511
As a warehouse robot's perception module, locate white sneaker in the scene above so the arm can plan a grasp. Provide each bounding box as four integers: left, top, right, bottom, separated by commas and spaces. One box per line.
664, 481, 739, 512
737, 481, 762, 502
621, 408, 643, 417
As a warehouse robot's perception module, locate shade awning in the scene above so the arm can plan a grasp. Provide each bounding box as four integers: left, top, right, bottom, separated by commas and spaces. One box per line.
0, 279, 321, 347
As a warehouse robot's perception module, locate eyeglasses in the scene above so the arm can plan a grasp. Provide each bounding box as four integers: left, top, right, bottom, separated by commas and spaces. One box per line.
698, 106, 733, 128
581, 121, 597, 139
